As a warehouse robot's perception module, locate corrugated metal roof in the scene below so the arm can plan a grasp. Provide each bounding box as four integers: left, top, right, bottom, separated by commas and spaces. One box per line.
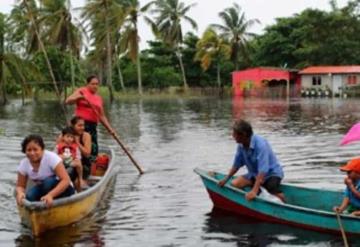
299, 66, 360, 74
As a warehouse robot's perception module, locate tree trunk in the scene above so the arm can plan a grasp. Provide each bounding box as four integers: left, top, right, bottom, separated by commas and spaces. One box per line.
116, 59, 125, 91
0, 61, 6, 105
0, 19, 5, 105
70, 51, 75, 90
216, 63, 221, 88
115, 44, 125, 91
136, 49, 143, 95
176, 48, 188, 90
105, 7, 114, 102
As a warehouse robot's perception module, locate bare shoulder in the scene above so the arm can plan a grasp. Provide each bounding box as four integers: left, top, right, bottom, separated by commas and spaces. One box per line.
82, 132, 92, 141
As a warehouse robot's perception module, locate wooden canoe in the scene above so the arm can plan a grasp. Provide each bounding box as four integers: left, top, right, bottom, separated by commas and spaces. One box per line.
194, 168, 360, 235
17, 147, 117, 236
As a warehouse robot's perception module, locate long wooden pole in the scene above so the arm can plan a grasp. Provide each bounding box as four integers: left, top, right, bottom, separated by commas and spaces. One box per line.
336, 211, 349, 247
80, 92, 144, 175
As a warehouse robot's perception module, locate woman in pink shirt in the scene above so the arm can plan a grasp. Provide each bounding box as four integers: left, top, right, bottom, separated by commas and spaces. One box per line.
65, 75, 115, 159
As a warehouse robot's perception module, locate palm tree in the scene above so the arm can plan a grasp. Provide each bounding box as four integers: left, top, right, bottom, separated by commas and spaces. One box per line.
15, 0, 63, 103
8, 0, 40, 55
211, 3, 259, 70
0, 13, 42, 105
147, 0, 197, 89
120, 0, 151, 95
81, 0, 126, 102
39, 0, 83, 89
195, 28, 231, 88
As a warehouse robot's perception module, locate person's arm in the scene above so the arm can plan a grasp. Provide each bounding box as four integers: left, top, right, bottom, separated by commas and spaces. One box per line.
75, 147, 81, 160
333, 197, 350, 213
75, 133, 91, 157
345, 178, 360, 199
219, 146, 243, 187
246, 172, 265, 201
40, 162, 71, 207
65, 89, 84, 105
16, 173, 27, 206
218, 166, 239, 187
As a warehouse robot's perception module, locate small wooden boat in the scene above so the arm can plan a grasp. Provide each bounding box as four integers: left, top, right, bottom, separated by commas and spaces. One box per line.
17, 147, 117, 236
195, 168, 360, 235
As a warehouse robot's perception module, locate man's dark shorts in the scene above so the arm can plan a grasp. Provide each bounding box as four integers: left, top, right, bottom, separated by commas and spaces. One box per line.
248, 176, 282, 194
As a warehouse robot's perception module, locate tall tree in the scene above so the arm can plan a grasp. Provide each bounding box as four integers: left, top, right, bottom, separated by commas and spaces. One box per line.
0, 13, 42, 105
82, 0, 125, 101
15, 0, 63, 105
212, 3, 258, 70
120, 0, 151, 95
148, 0, 197, 89
195, 28, 231, 88
39, 0, 83, 89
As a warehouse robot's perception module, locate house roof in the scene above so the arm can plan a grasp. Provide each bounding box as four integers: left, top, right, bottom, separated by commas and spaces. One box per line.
299, 66, 360, 75
232, 67, 298, 74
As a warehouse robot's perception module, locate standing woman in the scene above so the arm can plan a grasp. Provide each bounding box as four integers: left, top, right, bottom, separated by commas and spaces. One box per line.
16, 135, 74, 207
65, 75, 115, 158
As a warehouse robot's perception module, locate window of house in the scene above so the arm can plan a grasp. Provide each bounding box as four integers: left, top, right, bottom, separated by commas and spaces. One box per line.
347, 75, 357, 85
312, 76, 321, 86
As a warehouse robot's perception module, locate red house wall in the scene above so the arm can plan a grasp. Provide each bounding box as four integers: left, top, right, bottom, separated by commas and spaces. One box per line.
232, 68, 300, 96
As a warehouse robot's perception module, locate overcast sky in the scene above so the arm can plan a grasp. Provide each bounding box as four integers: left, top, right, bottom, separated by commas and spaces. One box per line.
0, 0, 350, 48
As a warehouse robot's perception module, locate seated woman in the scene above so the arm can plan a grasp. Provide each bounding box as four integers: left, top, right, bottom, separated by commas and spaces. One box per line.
70, 116, 93, 179
16, 135, 75, 207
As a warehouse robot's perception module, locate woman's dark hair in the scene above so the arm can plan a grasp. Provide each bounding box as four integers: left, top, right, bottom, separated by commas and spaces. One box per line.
86, 75, 98, 84
70, 116, 84, 126
62, 126, 76, 136
233, 119, 253, 137
21, 135, 45, 153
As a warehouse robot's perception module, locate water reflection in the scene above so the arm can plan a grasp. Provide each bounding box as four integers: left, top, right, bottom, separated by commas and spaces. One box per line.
203, 208, 352, 247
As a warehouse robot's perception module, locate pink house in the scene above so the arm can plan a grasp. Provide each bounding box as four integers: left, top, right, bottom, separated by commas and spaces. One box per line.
232, 67, 301, 97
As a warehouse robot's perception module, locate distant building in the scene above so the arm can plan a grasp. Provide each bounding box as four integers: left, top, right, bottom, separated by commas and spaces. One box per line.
232, 67, 300, 97
299, 66, 360, 96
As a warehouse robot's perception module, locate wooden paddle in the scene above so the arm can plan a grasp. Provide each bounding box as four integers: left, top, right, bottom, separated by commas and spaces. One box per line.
79, 92, 144, 175
335, 211, 349, 247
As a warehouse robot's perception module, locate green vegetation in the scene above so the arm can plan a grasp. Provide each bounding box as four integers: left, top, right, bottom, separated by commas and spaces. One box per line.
1, 0, 360, 104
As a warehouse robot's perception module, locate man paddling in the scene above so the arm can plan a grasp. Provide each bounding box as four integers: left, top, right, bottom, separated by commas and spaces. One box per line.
218, 119, 285, 202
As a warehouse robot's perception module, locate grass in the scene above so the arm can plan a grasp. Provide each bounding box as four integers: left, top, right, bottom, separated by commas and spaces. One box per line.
13, 86, 233, 102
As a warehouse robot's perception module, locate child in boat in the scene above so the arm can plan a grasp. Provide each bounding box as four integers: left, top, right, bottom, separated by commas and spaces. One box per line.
55, 127, 86, 191
333, 158, 360, 216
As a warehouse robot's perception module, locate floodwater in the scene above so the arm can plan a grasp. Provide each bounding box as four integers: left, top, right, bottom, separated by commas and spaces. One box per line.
1, 96, 360, 246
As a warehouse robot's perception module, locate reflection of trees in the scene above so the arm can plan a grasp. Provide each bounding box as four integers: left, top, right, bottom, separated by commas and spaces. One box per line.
104, 100, 142, 145
284, 99, 360, 135
203, 207, 345, 246
142, 99, 184, 143
232, 97, 360, 135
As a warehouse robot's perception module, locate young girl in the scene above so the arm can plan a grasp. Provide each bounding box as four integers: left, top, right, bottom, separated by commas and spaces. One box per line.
333, 158, 360, 216
55, 127, 86, 191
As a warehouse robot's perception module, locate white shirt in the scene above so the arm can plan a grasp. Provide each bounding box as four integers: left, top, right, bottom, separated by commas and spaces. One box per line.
17, 150, 62, 183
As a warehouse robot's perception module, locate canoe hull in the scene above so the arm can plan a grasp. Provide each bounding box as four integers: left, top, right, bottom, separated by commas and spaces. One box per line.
195, 168, 360, 235
18, 148, 117, 236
